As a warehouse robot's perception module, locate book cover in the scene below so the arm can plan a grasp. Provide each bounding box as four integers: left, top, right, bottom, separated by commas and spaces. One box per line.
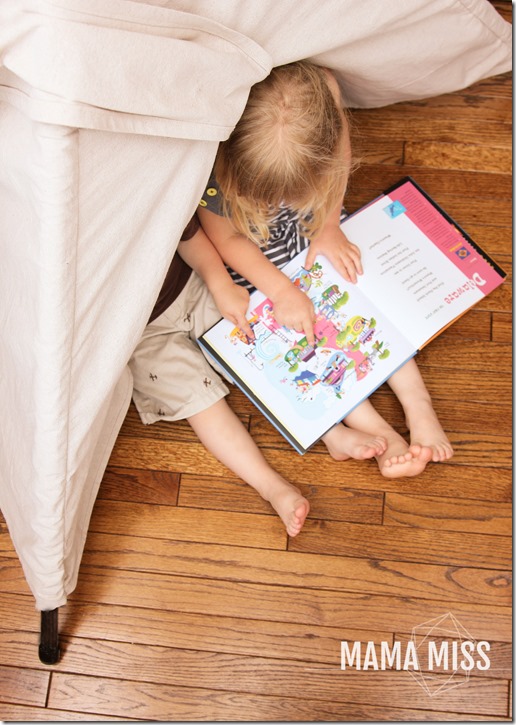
198, 178, 505, 454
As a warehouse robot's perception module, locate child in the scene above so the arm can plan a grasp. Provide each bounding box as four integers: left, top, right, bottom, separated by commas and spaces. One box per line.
130, 217, 388, 538
197, 60, 454, 477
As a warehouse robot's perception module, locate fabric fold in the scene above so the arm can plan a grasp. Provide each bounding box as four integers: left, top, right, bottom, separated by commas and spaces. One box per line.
0, 0, 272, 138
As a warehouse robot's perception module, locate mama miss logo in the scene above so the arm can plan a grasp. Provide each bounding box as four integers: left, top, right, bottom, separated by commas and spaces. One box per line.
341, 613, 491, 697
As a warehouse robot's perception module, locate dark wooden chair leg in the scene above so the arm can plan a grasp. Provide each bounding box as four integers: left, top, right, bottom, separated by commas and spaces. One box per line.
39, 608, 60, 664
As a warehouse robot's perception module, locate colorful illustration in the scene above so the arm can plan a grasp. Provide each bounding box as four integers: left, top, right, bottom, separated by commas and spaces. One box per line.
221, 261, 397, 412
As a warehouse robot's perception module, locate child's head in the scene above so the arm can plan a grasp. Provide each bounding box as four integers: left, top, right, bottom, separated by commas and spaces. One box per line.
215, 61, 352, 246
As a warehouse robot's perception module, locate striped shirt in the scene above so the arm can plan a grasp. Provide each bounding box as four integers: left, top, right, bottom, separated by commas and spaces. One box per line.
199, 174, 347, 291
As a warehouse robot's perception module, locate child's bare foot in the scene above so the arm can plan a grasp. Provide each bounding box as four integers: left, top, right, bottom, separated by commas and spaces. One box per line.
387, 361, 454, 465
376, 430, 433, 479
406, 400, 454, 463
322, 424, 387, 461
265, 481, 310, 537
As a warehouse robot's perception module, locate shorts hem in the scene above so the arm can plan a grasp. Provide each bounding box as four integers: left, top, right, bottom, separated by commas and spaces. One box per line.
135, 381, 230, 425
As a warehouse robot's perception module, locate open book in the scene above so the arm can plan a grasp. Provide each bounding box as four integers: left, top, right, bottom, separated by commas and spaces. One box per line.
198, 177, 506, 454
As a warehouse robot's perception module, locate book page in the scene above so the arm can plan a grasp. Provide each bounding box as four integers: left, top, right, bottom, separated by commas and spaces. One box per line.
344, 180, 503, 349
200, 249, 415, 453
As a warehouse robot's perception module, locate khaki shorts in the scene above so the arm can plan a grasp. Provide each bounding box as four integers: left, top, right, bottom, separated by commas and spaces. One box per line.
129, 272, 229, 424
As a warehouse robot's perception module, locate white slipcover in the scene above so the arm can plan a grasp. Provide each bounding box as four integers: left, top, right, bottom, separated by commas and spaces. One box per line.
0, 0, 511, 611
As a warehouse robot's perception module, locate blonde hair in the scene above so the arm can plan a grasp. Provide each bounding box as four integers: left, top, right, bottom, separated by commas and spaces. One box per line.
215, 61, 352, 246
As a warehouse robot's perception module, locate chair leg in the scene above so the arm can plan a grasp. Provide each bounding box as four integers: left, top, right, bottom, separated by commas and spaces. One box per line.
39, 608, 60, 664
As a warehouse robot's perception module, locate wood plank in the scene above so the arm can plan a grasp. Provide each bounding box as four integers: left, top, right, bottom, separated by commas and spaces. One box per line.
455, 224, 512, 258
43, 641, 509, 717
58, 563, 516, 643
79, 532, 514, 606
404, 142, 511, 174
288, 519, 511, 569
471, 272, 511, 313
490, 1, 512, 23
7, 595, 499, 684
349, 136, 404, 165
465, 71, 512, 99
348, 115, 511, 148
0, 664, 49, 707
98, 467, 179, 505
1, 562, 511, 641
402, 339, 511, 375
0, 567, 512, 663
433, 315, 492, 346
46, 670, 510, 722
435, 309, 491, 341
492, 313, 512, 342
0, 533, 17, 556
0, 704, 129, 721
351, 93, 512, 123
383, 493, 511, 536
349, 165, 512, 199
178, 474, 384, 524
0, 558, 32, 595
0, 596, 393, 667
88, 499, 287, 550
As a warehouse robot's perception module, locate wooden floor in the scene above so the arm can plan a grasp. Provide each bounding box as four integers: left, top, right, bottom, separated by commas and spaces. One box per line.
0, 4, 511, 721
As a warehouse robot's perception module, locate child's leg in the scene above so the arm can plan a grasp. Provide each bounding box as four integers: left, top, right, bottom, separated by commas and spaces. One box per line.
342, 398, 433, 478
387, 359, 453, 463
188, 399, 309, 537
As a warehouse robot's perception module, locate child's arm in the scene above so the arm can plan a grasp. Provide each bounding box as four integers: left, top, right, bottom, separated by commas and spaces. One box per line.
304, 201, 363, 284
178, 223, 253, 338
198, 207, 316, 345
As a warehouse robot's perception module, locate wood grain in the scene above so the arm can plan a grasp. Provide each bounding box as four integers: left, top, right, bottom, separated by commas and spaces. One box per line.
45, 671, 509, 721
383, 493, 511, 536
177, 474, 385, 523
0, 664, 49, 707
88, 498, 287, 550
288, 519, 511, 569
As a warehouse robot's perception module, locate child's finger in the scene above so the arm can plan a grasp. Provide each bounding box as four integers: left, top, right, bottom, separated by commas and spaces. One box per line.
227, 311, 254, 340
301, 315, 315, 347
336, 259, 355, 284
338, 253, 362, 283
238, 315, 255, 339
350, 246, 363, 275
304, 247, 316, 271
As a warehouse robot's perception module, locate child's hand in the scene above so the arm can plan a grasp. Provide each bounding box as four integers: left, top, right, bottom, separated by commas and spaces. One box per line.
211, 280, 254, 339
271, 284, 316, 346
305, 225, 363, 283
